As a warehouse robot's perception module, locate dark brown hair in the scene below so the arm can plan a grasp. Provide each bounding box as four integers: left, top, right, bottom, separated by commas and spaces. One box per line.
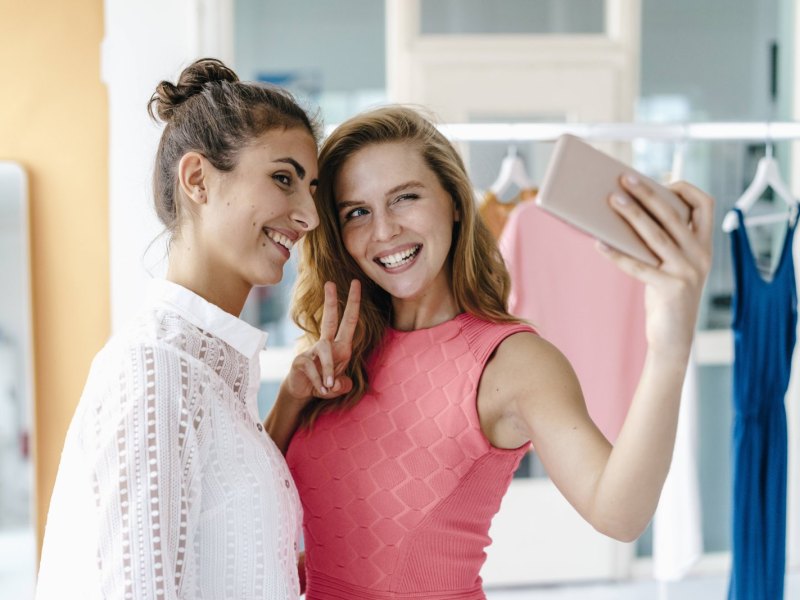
147, 57, 320, 234
293, 106, 518, 426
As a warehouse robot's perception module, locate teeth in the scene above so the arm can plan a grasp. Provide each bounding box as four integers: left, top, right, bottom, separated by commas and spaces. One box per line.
378, 245, 420, 268
265, 229, 294, 251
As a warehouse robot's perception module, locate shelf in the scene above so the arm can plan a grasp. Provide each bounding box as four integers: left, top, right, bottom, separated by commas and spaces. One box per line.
694, 329, 734, 366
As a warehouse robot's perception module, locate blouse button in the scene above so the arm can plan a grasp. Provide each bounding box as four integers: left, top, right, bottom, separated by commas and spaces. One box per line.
284, 479, 290, 488
256, 423, 263, 432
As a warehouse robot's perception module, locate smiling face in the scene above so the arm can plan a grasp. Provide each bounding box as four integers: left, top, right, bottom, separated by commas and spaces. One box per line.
335, 141, 459, 306
199, 127, 320, 291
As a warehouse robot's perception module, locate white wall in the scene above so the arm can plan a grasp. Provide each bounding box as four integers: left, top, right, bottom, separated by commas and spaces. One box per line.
104, 0, 233, 331
234, 0, 384, 91
0, 230, 26, 424
0, 164, 31, 438
641, 0, 787, 120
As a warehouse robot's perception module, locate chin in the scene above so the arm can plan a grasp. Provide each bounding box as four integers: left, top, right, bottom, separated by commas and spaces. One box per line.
251, 268, 284, 287
379, 282, 427, 301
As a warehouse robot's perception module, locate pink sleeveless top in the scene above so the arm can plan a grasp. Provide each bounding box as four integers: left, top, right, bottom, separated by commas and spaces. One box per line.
286, 313, 534, 599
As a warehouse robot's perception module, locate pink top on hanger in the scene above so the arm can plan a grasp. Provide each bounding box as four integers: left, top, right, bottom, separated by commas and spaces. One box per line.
498, 202, 647, 441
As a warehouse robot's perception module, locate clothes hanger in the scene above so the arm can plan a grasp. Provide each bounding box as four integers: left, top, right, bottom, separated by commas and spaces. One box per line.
489, 146, 534, 199
721, 141, 797, 232
669, 126, 688, 182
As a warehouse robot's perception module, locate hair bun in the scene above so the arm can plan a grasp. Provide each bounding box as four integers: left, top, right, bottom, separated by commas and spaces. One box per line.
148, 58, 240, 122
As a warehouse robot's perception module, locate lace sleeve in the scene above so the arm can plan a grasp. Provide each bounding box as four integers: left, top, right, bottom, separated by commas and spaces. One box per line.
90, 342, 204, 599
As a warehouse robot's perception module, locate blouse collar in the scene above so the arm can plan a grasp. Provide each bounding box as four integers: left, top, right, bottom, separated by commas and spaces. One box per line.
145, 279, 268, 359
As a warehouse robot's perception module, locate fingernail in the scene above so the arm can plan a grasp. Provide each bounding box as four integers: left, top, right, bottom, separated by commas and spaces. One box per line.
319, 386, 328, 395
624, 174, 639, 186
612, 192, 629, 205
326, 376, 334, 388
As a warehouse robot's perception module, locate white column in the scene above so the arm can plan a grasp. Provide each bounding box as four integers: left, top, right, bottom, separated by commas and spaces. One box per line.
103, 0, 233, 331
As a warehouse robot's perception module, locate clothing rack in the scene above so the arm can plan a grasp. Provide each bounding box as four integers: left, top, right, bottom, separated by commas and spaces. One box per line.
426, 120, 800, 368
433, 121, 800, 142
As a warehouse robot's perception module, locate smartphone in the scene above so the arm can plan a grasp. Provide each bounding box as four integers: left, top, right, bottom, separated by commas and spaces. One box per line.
535, 134, 691, 266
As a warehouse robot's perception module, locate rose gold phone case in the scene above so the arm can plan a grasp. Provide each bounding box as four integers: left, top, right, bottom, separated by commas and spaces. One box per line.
535, 134, 690, 266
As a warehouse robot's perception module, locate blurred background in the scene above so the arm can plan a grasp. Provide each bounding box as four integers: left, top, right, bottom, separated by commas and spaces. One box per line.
2, 0, 800, 597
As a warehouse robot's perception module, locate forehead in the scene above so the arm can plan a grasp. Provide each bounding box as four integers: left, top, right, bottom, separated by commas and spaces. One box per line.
240, 127, 318, 172
335, 141, 432, 195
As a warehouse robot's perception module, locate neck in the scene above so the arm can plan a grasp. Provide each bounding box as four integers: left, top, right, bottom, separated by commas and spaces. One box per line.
167, 240, 251, 317
390, 278, 459, 331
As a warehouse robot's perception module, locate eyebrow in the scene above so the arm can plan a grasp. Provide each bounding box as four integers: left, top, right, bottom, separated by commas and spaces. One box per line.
386, 180, 425, 196
336, 180, 425, 209
275, 157, 311, 182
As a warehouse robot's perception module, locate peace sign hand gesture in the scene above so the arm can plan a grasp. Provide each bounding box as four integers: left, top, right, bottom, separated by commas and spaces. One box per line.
284, 279, 362, 402
266, 280, 361, 452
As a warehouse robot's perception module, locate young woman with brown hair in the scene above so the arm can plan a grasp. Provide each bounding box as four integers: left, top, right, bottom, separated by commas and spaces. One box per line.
36, 58, 333, 600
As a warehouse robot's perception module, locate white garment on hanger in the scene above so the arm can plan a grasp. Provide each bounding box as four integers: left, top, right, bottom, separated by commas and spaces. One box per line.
652, 349, 703, 581
721, 154, 797, 232
652, 144, 703, 582
489, 147, 534, 198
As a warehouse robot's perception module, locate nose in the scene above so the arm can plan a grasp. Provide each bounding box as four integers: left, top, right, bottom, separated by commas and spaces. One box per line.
371, 210, 401, 242
292, 188, 320, 232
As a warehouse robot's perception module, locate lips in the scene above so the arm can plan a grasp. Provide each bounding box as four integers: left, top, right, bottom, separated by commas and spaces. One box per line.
375, 244, 421, 269
263, 228, 294, 251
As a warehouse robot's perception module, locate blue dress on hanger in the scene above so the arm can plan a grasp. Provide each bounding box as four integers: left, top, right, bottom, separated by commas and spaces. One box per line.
728, 206, 798, 600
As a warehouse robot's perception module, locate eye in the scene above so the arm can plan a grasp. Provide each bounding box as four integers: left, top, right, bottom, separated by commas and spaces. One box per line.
343, 207, 370, 221
393, 193, 419, 204
273, 173, 292, 187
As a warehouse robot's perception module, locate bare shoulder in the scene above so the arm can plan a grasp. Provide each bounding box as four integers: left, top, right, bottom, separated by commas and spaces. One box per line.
485, 331, 577, 386
479, 331, 584, 447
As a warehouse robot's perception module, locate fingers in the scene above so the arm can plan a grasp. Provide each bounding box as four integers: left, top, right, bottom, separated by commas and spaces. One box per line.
595, 241, 667, 286
335, 279, 362, 344
602, 176, 716, 292
321, 279, 362, 346
621, 175, 694, 254
314, 375, 353, 399
619, 176, 714, 253
668, 180, 716, 249
292, 279, 360, 400
293, 353, 328, 396
608, 189, 689, 268
291, 343, 346, 397
320, 281, 338, 341
314, 340, 335, 390
328, 375, 353, 397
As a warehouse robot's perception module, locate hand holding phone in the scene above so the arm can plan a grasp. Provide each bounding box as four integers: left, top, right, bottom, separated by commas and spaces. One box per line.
536, 134, 691, 266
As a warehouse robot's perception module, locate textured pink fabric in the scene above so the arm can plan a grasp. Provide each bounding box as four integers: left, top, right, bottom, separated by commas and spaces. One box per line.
286, 314, 533, 599
498, 201, 647, 441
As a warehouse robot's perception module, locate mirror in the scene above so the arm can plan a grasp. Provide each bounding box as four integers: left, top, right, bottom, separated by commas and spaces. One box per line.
0, 162, 35, 596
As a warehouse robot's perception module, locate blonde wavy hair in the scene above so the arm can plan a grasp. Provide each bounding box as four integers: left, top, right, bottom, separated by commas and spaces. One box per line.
292, 106, 518, 426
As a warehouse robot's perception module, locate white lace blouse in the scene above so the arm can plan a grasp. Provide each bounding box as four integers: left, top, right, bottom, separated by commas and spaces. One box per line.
36, 280, 302, 599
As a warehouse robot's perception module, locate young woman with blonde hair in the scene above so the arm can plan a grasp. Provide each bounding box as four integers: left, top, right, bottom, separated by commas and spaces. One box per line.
272, 106, 714, 600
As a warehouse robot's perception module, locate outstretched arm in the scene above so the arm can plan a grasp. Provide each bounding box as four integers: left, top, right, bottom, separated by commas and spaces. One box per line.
265, 280, 361, 453
482, 178, 713, 541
